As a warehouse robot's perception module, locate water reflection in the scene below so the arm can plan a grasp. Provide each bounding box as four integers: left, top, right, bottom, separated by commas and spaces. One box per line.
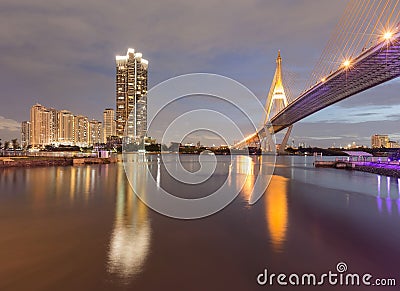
375, 174, 400, 215
377, 175, 382, 212
235, 155, 275, 205
235, 156, 289, 252
285, 157, 400, 215
398, 178, 400, 197
107, 163, 151, 280
265, 175, 289, 253
236, 156, 255, 203
3, 156, 400, 289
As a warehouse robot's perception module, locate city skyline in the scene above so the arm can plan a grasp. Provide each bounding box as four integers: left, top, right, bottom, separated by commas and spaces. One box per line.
1, 0, 400, 147
25, 103, 102, 147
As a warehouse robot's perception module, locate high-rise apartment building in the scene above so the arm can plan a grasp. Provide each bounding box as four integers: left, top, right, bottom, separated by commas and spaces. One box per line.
58, 110, 75, 145
21, 121, 31, 148
371, 134, 389, 148
115, 48, 148, 141
28, 103, 101, 148
30, 104, 53, 147
89, 120, 103, 145
103, 108, 116, 142
48, 108, 58, 143
74, 115, 89, 146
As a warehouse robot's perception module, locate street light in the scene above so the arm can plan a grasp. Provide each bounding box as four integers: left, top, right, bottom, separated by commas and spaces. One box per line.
343, 59, 351, 68
383, 30, 393, 41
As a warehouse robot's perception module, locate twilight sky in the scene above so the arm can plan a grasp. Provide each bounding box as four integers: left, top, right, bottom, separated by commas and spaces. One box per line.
0, 0, 398, 147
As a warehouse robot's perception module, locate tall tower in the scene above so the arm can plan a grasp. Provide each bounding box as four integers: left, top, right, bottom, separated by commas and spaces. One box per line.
115, 48, 148, 141
265, 51, 289, 122
265, 51, 292, 154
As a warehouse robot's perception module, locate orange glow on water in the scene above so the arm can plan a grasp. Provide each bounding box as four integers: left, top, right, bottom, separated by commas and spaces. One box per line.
265, 175, 288, 252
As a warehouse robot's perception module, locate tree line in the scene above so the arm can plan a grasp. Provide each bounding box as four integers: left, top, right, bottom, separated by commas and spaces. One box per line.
0, 138, 20, 150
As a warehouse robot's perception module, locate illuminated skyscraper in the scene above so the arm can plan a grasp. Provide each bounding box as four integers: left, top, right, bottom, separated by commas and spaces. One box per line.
103, 108, 116, 142
21, 121, 31, 148
115, 48, 148, 141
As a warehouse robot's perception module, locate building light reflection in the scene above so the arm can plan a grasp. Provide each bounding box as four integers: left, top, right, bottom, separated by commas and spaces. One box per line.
70, 166, 76, 202
386, 197, 392, 215
377, 175, 382, 213
398, 178, 400, 198
157, 156, 161, 189
107, 161, 151, 279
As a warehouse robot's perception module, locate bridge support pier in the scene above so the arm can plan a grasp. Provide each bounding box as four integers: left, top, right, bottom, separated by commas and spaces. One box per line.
278, 125, 293, 155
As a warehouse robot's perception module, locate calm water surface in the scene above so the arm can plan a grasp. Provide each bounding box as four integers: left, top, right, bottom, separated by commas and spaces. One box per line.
0, 156, 399, 290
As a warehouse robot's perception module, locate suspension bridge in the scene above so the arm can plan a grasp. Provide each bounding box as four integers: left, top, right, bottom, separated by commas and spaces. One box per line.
234, 0, 400, 151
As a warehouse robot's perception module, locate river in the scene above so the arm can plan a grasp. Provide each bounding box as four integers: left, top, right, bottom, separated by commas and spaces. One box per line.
0, 155, 399, 290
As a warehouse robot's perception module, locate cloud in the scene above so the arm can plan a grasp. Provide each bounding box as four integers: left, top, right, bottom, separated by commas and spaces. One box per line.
9, 0, 400, 147
291, 118, 400, 147
0, 116, 20, 131
302, 103, 400, 125
336, 81, 400, 108
0, 116, 20, 143
386, 113, 400, 120
352, 112, 378, 117
0, 0, 346, 122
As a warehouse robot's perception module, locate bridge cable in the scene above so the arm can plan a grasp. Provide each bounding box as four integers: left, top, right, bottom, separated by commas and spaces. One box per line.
345, 0, 372, 59
365, 0, 391, 49
356, 0, 380, 53
384, 0, 399, 29
306, 0, 400, 93
319, 0, 360, 84
333, 0, 363, 69
306, 0, 355, 89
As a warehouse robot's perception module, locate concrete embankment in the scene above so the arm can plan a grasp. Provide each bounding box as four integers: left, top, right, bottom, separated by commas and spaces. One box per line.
0, 157, 116, 168
314, 160, 348, 168
353, 164, 400, 178
314, 160, 400, 178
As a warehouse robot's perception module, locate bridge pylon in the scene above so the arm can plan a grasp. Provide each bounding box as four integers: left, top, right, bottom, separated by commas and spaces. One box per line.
231, 51, 293, 152
264, 51, 292, 154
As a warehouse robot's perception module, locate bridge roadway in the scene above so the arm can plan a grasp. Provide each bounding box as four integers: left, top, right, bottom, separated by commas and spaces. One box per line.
268, 31, 400, 134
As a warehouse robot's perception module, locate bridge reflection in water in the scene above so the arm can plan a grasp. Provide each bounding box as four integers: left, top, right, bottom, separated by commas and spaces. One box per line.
235, 155, 288, 252
265, 176, 288, 253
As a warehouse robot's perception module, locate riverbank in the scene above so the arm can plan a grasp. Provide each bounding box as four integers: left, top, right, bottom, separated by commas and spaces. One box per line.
0, 156, 116, 168
315, 160, 400, 178
353, 163, 400, 178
